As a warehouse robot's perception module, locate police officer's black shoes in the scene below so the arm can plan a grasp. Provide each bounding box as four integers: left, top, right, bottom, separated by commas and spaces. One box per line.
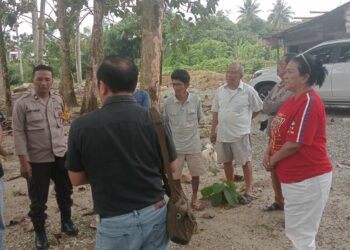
61, 219, 79, 236
35, 230, 49, 250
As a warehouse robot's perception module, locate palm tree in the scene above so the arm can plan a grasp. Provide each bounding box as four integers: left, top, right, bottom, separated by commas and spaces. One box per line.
268, 0, 294, 31
237, 0, 261, 21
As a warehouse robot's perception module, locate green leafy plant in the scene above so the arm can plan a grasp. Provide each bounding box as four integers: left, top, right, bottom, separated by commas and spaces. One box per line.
201, 180, 242, 207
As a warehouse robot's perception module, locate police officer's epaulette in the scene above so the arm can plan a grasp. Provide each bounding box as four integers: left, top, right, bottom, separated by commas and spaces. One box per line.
15, 92, 33, 102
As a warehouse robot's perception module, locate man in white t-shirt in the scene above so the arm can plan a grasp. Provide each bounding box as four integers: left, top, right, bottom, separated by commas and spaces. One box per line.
210, 63, 262, 203
164, 69, 206, 210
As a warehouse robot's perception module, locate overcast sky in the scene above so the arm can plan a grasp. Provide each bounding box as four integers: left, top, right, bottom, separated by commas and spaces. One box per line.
16, 0, 347, 34
217, 0, 346, 21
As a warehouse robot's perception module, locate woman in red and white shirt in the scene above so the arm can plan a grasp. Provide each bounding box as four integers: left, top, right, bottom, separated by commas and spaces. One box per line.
263, 54, 332, 250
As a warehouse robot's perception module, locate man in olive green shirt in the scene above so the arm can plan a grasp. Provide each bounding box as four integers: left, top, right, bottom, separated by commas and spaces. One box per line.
164, 69, 206, 210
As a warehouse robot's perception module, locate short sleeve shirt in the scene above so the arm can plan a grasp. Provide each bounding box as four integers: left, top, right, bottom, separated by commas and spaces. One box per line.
211, 81, 262, 142
66, 96, 177, 218
270, 89, 332, 183
164, 93, 203, 154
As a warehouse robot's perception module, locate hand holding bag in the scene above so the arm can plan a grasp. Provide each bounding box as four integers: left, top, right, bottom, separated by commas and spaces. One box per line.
150, 107, 197, 245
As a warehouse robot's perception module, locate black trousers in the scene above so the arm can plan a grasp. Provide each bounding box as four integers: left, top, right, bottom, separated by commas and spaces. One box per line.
27, 156, 73, 231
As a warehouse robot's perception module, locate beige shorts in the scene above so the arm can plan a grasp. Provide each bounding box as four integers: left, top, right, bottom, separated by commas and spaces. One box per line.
173, 153, 206, 180
216, 134, 252, 167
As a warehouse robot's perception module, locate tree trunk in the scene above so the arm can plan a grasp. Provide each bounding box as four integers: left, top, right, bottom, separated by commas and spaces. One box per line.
139, 0, 165, 109
80, 0, 104, 114
57, 0, 78, 107
0, 19, 12, 116
38, 0, 46, 64
31, 0, 39, 65
15, 24, 24, 83
75, 19, 83, 85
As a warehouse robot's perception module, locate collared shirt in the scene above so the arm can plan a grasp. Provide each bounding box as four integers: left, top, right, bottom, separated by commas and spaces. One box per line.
263, 81, 292, 137
211, 81, 262, 142
164, 93, 203, 154
12, 91, 66, 163
66, 95, 177, 218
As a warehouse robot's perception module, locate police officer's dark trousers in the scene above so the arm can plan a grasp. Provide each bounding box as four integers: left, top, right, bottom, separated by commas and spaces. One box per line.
27, 156, 73, 231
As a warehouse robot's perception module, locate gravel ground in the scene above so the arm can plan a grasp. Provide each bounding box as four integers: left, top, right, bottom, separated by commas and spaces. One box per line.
2, 86, 350, 249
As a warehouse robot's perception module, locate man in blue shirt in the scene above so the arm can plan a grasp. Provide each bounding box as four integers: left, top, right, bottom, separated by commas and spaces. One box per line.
133, 83, 151, 108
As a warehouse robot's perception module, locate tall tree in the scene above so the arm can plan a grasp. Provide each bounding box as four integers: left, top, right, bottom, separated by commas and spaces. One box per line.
37, 0, 45, 64
139, 0, 219, 107
0, 19, 12, 116
79, 0, 219, 113
30, 0, 39, 64
0, 1, 17, 115
237, 0, 265, 35
56, 0, 85, 107
237, 0, 260, 21
29, 0, 46, 64
139, 0, 165, 108
80, 0, 104, 114
268, 0, 293, 32
14, 23, 24, 83
75, 17, 83, 85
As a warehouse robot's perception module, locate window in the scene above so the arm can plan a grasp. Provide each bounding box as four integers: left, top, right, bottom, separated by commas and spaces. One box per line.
337, 46, 350, 63
307, 46, 334, 64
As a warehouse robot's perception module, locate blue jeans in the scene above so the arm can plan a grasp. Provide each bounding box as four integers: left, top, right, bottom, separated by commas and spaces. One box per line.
0, 178, 4, 250
95, 202, 168, 250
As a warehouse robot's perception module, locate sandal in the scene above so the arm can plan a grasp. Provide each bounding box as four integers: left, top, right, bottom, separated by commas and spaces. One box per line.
239, 193, 256, 205
191, 200, 205, 211
263, 202, 284, 211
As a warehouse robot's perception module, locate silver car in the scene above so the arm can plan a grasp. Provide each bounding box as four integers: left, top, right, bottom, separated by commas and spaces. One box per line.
249, 39, 350, 107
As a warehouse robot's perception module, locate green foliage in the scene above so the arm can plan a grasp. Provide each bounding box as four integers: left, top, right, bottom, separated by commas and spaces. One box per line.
187, 39, 230, 65
268, 0, 294, 32
237, 0, 261, 21
103, 13, 142, 59
194, 12, 239, 44
8, 62, 32, 85
0, 0, 19, 29
6, 1, 280, 86
191, 57, 232, 72
165, 0, 219, 18
162, 10, 278, 74
45, 40, 61, 77
201, 180, 242, 207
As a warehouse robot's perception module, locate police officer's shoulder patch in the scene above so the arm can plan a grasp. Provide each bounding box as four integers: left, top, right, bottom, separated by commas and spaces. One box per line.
15, 92, 32, 103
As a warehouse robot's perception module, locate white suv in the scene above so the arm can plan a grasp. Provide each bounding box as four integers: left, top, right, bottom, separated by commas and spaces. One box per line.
249, 39, 350, 107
